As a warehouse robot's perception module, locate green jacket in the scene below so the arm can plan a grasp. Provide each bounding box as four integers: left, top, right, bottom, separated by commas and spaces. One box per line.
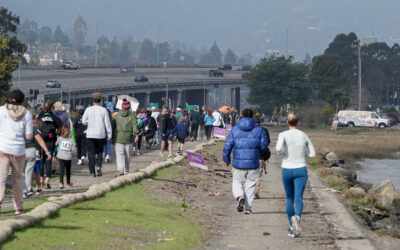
112, 110, 139, 144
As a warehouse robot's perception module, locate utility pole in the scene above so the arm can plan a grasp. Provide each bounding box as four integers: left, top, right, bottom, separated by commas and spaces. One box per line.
95, 24, 100, 68
357, 40, 362, 110
286, 28, 290, 58
157, 24, 161, 65
166, 77, 169, 107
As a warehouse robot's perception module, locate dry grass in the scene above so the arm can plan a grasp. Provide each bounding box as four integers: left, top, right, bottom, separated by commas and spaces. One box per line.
306, 128, 400, 161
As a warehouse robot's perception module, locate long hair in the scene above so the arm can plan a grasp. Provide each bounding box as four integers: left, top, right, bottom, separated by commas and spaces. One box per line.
206, 109, 212, 117
58, 125, 71, 138
43, 100, 54, 113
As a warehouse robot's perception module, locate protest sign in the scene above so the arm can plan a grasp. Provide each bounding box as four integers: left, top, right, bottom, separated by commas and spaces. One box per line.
186, 151, 208, 171
213, 127, 226, 139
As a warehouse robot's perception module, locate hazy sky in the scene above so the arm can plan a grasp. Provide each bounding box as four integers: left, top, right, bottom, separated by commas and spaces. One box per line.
3, 0, 400, 60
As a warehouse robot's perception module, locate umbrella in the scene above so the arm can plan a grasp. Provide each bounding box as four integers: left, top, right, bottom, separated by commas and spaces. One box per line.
116, 95, 140, 112
218, 105, 231, 114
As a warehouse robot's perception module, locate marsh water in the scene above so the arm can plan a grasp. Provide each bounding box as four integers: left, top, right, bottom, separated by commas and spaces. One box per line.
357, 159, 400, 191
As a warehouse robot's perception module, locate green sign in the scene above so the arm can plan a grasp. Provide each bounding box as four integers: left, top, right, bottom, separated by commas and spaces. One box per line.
186, 105, 198, 112
149, 102, 159, 109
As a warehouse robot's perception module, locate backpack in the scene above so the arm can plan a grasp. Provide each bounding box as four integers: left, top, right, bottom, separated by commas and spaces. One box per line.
137, 116, 144, 129
40, 112, 56, 141
199, 113, 205, 125
262, 127, 271, 161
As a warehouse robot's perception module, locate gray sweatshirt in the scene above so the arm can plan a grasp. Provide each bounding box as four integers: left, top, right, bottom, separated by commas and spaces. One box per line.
57, 137, 75, 161
82, 105, 112, 139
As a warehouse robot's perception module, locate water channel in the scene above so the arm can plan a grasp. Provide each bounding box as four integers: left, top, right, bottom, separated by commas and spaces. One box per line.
357, 159, 400, 191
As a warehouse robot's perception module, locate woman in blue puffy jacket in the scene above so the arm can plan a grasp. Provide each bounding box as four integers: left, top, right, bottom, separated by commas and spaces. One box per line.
204, 109, 215, 140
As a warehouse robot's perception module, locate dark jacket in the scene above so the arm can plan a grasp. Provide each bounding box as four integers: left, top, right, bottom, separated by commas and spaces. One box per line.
223, 117, 269, 169
161, 113, 175, 134
146, 117, 157, 133
190, 111, 200, 125
53, 110, 70, 126
73, 116, 87, 136
173, 123, 189, 138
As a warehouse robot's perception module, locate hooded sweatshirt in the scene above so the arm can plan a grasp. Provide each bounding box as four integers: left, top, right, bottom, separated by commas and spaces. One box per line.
0, 104, 33, 156
112, 109, 139, 144
53, 110, 71, 126
223, 117, 269, 169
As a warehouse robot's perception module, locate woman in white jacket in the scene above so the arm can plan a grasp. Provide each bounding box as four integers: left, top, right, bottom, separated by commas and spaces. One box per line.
276, 112, 316, 238
212, 110, 225, 128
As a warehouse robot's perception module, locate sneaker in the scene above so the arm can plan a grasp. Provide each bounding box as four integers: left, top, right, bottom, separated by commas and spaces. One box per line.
90, 173, 96, 177
97, 167, 102, 177
254, 193, 261, 199
105, 155, 110, 163
244, 209, 252, 215
59, 184, 64, 189
288, 227, 295, 238
66, 183, 73, 188
35, 188, 42, 194
168, 153, 173, 157
191, 137, 194, 142
136, 151, 140, 156
14, 209, 24, 215
178, 151, 182, 156
237, 197, 245, 212
27, 189, 35, 196
160, 152, 164, 157
45, 184, 51, 189
77, 159, 83, 165
119, 172, 124, 176
23, 193, 28, 199
291, 215, 301, 237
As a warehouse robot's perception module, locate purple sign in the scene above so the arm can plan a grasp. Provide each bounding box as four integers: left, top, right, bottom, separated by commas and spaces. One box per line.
186, 151, 208, 171
213, 127, 226, 139
225, 124, 232, 130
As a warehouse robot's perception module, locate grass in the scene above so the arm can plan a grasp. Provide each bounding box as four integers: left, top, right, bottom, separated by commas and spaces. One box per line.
1, 165, 205, 250
0, 196, 49, 221
306, 128, 400, 161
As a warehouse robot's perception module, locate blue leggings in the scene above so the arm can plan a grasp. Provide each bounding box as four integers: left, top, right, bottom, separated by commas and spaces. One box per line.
105, 139, 112, 156
282, 167, 308, 226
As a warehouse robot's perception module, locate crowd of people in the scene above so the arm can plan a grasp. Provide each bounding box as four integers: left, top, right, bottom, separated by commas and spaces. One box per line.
0, 89, 315, 239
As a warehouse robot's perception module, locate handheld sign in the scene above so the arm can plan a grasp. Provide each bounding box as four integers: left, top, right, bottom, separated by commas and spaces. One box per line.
186, 151, 208, 171
213, 127, 226, 139
225, 124, 232, 130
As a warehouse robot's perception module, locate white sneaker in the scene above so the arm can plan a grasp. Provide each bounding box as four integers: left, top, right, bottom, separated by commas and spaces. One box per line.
291, 215, 301, 237
105, 155, 110, 162
77, 159, 82, 165
81, 156, 86, 165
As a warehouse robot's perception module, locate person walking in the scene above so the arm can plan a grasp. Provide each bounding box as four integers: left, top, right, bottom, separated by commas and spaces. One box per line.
223, 109, 269, 214
53, 101, 71, 126
82, 92, 112, 177
37, 101, 62, 189
189, 107, 200, 142
145, 110, 157, 149
0, 90, 33, 215
254, 116, 271, 199
173, 117, 189, 155
204, 109, 215, 141
276, 112, 316, 238
112, 99, 139, 176
73, 109, 87, 165
56, 126, 74, 189
198, 109, 205, 140
160, 108, 175, 157
151, 107, 161, 145
212, 109, 225, 128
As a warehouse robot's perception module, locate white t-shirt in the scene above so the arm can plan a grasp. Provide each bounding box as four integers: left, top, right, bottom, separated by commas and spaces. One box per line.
0, 105, 33, 156
212, 112, 224, 127
276, 129, 316, 169
82, 105, 112, 139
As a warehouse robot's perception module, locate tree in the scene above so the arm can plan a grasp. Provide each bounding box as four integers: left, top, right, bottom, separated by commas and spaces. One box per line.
17, 19, 38, 48
120, 37, 133, 64
109, 36, 120, 63
73, 15, 87, 51
309, 53, 351, 106
39, 26, 53, 45
247, 56, 313, 114
158, 42, 171, 62
224, 49, 237, 64
138, 39, 156, 63
172, 49, 195, 64
54, 25, 69, 46
304, 53, 312, 65
238, 53, 252, 65
200, 41, 222, 64
0, 36, 20, 98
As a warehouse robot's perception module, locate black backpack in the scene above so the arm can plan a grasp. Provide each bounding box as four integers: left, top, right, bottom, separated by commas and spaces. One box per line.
40, 112, 57, 141
198, 113, 205, 125
262, 127, 271, 161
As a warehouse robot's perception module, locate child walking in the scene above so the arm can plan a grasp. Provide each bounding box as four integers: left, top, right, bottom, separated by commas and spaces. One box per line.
173, 117, 189, 155
56, 126, 74, 189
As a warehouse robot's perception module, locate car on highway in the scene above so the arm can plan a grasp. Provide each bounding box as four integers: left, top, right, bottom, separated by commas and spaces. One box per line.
218, 64, 232, 71
134, 75, 149, 82
120, 66, 134, 73
238, 65, 252, 71
209, 70, 224, 77
46, 80, 61, 88
61, 62, 79, 70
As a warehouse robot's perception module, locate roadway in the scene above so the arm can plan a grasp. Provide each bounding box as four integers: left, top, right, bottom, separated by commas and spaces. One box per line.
12, 67, 246, 95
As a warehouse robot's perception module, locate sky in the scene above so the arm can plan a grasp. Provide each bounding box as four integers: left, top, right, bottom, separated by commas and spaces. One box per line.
3, 0, 400, 61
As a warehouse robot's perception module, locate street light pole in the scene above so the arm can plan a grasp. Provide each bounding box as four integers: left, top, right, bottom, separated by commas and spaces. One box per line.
157, 24, 161, 65
166, 78, 169, 107
357, 40, 362, 110
95, 24, 100, 68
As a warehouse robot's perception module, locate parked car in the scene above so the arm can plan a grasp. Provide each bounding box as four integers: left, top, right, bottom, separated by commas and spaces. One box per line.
383, 113, 399, 125
209, 70, 224, 77
120, 66, 134, 73
134, 75, 149, 82
218, 64, 232, 71
337, 110, 389, 128
61, 62, 79, 70
242, 73, 249, 80
46, 80, 61, 88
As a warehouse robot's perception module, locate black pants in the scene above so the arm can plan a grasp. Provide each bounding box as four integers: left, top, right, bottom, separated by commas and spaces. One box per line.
76, 134, 87, 159
59, 159, 71, 184
87, 138, 106, 174
190, 124, 198, 140
145, 130, 155, 144
205, 125, 213, 140
41, 141, 55, 178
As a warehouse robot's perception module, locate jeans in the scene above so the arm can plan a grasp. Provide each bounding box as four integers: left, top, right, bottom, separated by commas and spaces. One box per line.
205, 125, 213, 140
23, 147, 37, 193
232, 168, 260, 210
105, 139, 112, 156
115, 143, 132, 174
282, 167, 308, 226
190, 124, 199, 140
87, 138, 106, 174
76, 134, 87, 159
59, 159, 71, 184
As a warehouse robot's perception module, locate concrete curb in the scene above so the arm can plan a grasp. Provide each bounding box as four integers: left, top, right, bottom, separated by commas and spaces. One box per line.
0, 140, 216, 243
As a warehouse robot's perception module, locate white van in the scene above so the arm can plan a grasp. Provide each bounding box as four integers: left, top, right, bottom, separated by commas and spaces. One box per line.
337, 110, 389, 128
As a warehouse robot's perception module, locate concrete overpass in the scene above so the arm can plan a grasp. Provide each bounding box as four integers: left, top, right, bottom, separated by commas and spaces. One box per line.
12, 67, 248, 111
